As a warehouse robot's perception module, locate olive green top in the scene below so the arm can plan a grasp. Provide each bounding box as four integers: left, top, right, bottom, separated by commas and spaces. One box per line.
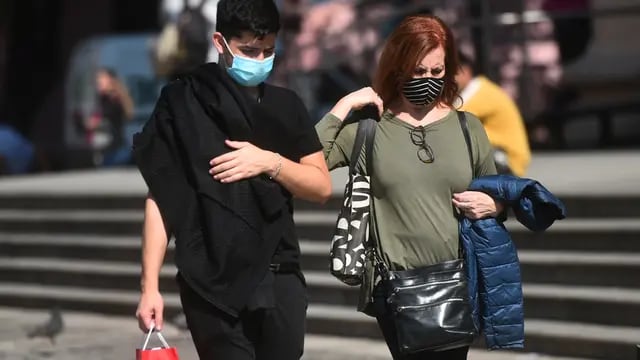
315, 109, 497, 315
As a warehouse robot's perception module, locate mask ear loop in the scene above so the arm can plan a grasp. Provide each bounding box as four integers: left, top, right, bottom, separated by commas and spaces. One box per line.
221, 36, 236, 58
219, 36, 236, 69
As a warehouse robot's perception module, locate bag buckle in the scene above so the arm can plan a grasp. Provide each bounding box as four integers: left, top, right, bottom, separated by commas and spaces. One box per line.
269, 263, 280, 272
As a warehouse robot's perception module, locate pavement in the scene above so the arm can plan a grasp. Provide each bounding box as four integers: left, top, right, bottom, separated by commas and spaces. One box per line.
0, 308, 590, 360
0, 151, 638, 196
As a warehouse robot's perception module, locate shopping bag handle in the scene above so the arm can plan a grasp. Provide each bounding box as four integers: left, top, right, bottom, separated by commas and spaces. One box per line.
141, 322, 171, 350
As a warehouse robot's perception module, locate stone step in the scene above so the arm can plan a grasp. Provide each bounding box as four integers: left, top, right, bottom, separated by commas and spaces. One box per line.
2, 256, 640, 328
514, 319, 640, 360
0, 193, 638, 218
1, 211, 639, 252
0, 194, 145, 211
309, 305, 640, 360
0, 210, 143, 235
301, 247, 640, 289
3, 233, 640, 289
300, 217, 640, 253
0, 282, 637, 360
306, 274, 640, 328
296, 195, 640, 219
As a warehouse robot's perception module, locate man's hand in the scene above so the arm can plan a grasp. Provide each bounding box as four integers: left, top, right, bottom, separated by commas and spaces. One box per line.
136, 290, 164, 332
452, 191, 503, 220
209, 140, 277, 183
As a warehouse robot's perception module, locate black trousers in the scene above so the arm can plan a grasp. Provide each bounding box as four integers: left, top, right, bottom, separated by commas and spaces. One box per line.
178, 273, 307, 360
373, 285, 470, 360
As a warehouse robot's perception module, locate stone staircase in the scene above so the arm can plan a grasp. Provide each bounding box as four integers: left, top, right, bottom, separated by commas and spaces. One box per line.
1, 189, 640, 359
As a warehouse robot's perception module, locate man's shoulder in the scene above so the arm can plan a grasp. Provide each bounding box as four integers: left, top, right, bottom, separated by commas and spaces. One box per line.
264, 83, 301, 103
157, 78, 189, 103
162, 77, 190, 93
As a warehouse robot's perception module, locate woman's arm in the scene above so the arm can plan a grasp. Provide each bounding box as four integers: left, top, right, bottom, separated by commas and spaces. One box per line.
453, 114, 503, 219
315, 87, 384, 170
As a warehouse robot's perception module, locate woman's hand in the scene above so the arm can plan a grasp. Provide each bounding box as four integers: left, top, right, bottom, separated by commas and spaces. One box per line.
329, 87, 384, 121
209, 140, 278, 183
452, 191, 504, 220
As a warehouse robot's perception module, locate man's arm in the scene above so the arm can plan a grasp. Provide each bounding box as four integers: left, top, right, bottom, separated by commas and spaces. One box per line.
209, 141, 332, 204
268, 151, 331, 204
136, 195, 169, 331
141, 195, 168, 294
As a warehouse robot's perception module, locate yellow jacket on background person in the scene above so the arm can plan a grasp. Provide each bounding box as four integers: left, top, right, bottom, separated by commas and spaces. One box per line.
456, 53, 531, 177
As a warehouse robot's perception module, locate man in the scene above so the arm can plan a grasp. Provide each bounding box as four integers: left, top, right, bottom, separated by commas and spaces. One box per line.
133, 1, 332, 359
456, 51, 531, 176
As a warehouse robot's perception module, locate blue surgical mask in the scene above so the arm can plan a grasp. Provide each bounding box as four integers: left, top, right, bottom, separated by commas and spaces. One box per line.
222, 37, 274, 87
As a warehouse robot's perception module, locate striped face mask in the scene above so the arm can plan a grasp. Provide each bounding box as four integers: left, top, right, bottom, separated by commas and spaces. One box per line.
402, 77, 445, 106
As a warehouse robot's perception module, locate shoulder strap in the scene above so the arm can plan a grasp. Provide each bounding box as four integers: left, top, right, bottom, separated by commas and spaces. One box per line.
349, 118, 377, 176
457, 111, 474, 178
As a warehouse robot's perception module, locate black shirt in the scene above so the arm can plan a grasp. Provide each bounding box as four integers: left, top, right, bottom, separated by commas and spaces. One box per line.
245, 83, 322, 266
136, 63, 321, 316
99, 94, 125, 149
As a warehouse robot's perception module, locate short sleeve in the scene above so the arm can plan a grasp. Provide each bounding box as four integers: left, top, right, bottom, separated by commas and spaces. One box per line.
291, 95, 323, 160
315, 112, 359, 171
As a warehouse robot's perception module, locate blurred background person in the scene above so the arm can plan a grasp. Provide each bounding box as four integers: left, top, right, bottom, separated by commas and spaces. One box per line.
285, 0, 389, 122
488, 0, 562, 120
89, 68, 135, 167
544, 0, 593, 69
155, 0, 216, 80
0, 121, 35, 175
456, 50, 531, 176
531, 0, 594, 146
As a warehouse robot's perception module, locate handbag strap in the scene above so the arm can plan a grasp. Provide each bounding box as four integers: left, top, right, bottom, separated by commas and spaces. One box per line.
349, 117, 377, 177
347, 110, 384, 273
141, 323, 171, 350
457, 111, 474, 178
456, 111, 475, 260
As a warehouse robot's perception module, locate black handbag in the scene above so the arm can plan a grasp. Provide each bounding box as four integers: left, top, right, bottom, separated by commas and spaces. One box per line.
329, 116, 377, 286
373, 255, 477, 354
370, 111, 478, 354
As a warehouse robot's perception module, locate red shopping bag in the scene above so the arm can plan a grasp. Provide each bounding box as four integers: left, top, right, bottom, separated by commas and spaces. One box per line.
136, 324, 179, 360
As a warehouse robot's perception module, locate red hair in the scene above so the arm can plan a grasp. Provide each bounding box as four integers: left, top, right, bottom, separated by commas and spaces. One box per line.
373, 15, 460, 108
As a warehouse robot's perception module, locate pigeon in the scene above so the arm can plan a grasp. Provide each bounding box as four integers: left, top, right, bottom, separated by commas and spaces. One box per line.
27, 307, 64, 344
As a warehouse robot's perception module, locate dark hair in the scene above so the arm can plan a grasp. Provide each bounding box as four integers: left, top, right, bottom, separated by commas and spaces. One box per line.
99, 67, 118, 79
457, 50, 479, 74
216, 0, 281, 39
373, 15, 460, 108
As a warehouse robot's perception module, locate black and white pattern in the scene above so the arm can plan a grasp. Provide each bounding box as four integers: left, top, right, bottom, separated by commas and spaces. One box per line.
402, 77, 445, 105
330, 173, 371, 286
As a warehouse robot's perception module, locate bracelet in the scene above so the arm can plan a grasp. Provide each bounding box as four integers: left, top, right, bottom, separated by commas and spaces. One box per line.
269, 153, 282, 180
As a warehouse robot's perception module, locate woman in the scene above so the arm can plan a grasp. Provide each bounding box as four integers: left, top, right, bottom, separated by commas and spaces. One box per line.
316, 15, 502, 360
92, 68, 135, 166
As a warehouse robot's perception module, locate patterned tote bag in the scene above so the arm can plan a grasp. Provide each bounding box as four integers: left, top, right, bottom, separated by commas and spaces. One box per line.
330, 117, 377, 286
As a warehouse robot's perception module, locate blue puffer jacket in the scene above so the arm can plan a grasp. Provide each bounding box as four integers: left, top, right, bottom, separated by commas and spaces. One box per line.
460, 175, 566, 349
